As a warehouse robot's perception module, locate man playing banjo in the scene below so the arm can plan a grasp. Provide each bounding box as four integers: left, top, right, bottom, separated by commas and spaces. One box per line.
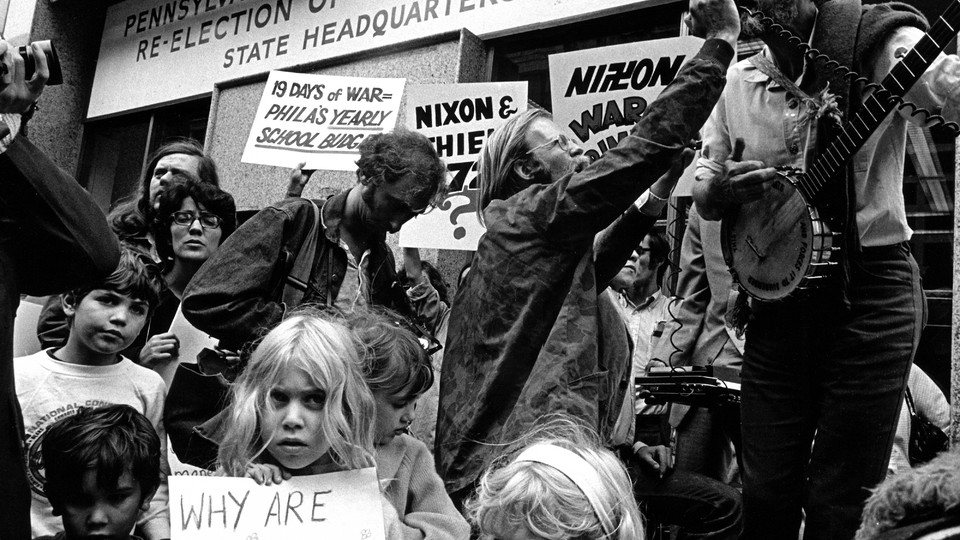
690, 0, 960, 537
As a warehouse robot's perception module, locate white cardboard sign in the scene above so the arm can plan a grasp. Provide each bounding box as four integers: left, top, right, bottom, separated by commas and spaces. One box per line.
398, 82, 527, 251
170, 468, 385, 540
548, 37, 704, 196
242, 72, 405, 170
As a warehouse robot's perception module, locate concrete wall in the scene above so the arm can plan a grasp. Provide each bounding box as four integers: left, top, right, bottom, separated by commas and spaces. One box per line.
26, 0, 108, 176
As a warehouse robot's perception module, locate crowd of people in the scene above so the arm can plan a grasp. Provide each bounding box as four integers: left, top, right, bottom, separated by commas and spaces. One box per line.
2, 0, 960, 537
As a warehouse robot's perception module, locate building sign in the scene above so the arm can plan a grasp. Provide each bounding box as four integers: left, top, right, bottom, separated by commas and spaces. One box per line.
399, 82, 526, 250
242, 71, 404, 170
170, 469, 384, 540
90, 0, 641, 119
548, 37, 703, 194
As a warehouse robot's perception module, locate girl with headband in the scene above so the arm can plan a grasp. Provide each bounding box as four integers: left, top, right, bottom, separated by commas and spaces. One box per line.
468, 415, 643, 540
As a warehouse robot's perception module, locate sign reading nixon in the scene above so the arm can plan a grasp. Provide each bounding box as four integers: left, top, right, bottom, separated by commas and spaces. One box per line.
241, 72, 404, 171
399, 82, 526, 251
548, 36, 704, 194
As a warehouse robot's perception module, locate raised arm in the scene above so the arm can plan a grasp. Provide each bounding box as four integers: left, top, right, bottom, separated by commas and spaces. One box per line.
594, 148, 693, 288
1, 41, 119, 293
538, 0, 740, 244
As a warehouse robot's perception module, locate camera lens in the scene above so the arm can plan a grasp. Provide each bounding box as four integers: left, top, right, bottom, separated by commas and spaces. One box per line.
0, 40, 62, 86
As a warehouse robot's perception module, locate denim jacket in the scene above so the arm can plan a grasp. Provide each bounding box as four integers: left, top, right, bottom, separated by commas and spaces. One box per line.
182, 190, 410, 351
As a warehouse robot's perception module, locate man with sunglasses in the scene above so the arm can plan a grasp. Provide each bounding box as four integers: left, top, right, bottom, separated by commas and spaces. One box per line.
182, 127, 447, 354
434, 0, 745, 535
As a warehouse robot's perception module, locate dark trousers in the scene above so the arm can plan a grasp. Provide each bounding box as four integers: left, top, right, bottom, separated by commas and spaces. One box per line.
740, 243, 925, 540
675, 405, 742, 484
623, 449, 743, 540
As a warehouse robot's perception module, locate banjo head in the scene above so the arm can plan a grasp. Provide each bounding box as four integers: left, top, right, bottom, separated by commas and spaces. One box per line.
721, 174, 824, 301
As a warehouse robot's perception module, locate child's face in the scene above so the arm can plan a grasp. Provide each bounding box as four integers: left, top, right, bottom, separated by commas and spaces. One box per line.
65, 289, 150, 359
60, 468, 150, 540
373, 388, 418, 445
261, 368, 331, 471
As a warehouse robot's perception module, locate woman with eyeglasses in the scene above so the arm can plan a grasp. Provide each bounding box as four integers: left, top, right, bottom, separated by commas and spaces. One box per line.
141, 174, 236, 373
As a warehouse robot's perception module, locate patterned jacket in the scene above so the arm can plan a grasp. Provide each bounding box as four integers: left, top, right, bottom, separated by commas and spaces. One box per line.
435, 39, 735, 494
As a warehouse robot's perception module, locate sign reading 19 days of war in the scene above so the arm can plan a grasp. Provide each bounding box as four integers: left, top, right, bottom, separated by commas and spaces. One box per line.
242, 71, 405, 171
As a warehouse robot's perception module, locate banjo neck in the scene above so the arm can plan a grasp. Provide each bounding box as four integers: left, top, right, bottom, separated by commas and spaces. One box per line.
795, 0, 960, 201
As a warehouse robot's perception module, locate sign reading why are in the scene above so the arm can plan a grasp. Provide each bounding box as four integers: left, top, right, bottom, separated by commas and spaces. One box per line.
548, 37, 704, 195
398, 82, 526, 250
242, 72, 404, 170
170, 468, 385, 540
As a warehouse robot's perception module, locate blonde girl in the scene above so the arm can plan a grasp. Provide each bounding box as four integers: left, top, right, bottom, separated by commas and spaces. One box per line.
218, 312, 374, 481
468, 415, 643, 540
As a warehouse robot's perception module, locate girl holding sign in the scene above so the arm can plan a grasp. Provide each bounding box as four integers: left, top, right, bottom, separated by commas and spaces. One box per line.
348, 309, 470, 540
218, 312, 375, 479
217, 311, 452, 539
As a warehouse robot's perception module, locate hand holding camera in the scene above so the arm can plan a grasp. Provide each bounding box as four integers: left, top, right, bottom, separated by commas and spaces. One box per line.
0, 39, 59, 115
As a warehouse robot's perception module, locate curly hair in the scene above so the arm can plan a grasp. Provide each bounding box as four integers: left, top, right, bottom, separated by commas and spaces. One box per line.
42, 404, 161, 514
856, 449, 960, 539
109, 138, 218, 249
467, 414, 643, 540
151, 174, 237, 272
218, 311, 375, 476
355, 127, 448, 209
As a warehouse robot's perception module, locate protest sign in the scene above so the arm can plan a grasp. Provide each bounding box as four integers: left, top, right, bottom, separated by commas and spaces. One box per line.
549, 37, 704, 196
399, 82, 527, 250
242, 72, 405, 170
170, 468, 385, 540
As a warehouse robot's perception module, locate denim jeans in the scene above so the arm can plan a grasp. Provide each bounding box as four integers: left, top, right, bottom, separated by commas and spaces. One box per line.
741, 243, 926, 540
623, 449, 744, 540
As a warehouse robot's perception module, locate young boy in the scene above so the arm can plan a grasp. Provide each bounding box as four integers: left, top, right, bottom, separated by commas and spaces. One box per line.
37, 404, 162, 540
15, 248, 169, 539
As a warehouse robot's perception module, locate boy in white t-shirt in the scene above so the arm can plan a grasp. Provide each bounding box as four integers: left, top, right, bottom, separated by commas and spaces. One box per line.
15, 248, 169, 540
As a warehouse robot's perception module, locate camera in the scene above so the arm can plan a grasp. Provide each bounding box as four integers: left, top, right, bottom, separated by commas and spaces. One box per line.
0, 40, 62, 86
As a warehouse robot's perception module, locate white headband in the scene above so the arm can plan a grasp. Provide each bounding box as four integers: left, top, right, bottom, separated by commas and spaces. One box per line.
514, 444, 617, 539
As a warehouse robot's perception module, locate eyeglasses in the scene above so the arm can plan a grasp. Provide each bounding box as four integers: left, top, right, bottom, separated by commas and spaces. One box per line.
171, 211, 222, 229
525, 133, 572, 156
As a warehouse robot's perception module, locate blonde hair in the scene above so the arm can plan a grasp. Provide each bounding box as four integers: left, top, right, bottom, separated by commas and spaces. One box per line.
218, 312, 375, 476
476, 108, 550, 224
468, 415, 643, 540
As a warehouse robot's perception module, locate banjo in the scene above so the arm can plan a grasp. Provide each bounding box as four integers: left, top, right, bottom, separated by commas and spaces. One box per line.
721, 0, 960, 301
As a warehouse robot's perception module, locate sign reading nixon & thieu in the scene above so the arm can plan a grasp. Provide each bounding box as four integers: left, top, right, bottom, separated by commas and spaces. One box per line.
89, 0, 641, 119
548, 37, 704, 195
399, 82, 526, 251
169, 468, 385, 540
241, 72, 404, 171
